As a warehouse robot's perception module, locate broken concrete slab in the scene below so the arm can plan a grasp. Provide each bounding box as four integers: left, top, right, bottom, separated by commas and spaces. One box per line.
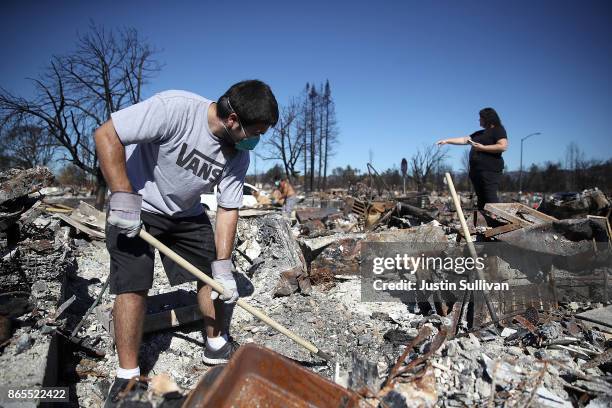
237, 239, 261, 262
238, 208, 276, 218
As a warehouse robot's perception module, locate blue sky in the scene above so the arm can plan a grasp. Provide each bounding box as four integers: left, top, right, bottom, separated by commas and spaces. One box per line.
1, 0, 611, 175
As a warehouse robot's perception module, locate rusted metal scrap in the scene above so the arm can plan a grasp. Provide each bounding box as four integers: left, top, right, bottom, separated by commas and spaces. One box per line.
184, 343, 361, 408
375, 326, 447, 408
394, 326, 448, 378
309, 237, 362, 283
383, 325, 448, 389
343, 197, 367, 219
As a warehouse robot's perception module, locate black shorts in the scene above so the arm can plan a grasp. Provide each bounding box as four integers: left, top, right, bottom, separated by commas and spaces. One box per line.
106, 210, 216, 295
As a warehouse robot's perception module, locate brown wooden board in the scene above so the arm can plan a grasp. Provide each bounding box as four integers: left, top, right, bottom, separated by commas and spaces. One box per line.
54, 213, 106, 240
484, 222, 522, 238
484, 202, 557, 227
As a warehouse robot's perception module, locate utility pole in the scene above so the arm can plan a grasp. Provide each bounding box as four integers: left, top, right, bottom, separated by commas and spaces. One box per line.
519, 132, 541, 194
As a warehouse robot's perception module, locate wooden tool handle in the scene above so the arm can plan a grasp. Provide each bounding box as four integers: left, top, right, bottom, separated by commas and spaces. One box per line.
444, 172, 500, 326
138, 229, 327, 358
444, 173, 477, 258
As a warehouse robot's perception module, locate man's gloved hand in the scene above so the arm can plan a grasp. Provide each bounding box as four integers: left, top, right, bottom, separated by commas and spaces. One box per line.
107, 192, 143, 238
210, 259, 239, 304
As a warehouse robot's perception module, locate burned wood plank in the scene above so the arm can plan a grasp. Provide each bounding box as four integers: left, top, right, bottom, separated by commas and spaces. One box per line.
54, 213, 105, 240
396, 201, 436, 221
484, 222, 522, 238
484, 203, 556, 227
76, 201, 105, 226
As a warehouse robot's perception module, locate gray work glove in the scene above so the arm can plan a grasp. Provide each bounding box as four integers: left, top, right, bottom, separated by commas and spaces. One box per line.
210, 259, 239, 304
107, 192, 143, 238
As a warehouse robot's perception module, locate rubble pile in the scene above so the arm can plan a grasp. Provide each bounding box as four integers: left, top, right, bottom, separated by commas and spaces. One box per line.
0, 167, 79, 392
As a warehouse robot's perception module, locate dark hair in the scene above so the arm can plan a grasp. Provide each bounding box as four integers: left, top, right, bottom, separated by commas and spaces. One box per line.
217, 80, 279, 127
479, 107, 502, 128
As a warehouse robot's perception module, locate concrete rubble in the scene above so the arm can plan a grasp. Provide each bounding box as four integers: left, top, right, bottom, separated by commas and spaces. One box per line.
0, 167, 611, 407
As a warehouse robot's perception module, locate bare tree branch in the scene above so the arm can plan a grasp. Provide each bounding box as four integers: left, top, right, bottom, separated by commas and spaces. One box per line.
0, 23, 161, 207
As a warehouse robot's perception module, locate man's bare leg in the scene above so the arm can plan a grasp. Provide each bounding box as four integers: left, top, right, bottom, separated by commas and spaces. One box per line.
113, 291, 147, 369
197, 282, 225, 338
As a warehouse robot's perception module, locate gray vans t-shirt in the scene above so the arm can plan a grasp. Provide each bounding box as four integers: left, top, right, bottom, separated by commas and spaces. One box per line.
110, 90, 250, 217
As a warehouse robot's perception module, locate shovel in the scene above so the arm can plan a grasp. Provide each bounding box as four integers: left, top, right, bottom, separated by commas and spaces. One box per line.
444, 172, 500, 330
138, 229, 332, 361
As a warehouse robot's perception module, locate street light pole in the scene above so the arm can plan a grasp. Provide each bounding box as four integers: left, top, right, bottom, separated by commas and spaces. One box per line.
519, 132, 541, 194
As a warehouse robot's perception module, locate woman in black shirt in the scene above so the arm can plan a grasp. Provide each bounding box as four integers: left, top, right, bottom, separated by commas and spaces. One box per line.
437, 107, 508, 209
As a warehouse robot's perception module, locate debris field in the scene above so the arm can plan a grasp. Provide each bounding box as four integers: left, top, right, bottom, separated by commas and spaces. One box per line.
1, 166, 611, 407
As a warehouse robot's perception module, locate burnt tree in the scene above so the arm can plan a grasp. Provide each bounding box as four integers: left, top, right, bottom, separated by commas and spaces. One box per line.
0, 23, 161, 209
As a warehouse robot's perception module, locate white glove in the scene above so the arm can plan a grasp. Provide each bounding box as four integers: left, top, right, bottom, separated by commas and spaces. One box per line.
107, 192, 142, 238
210, 259, 239, 304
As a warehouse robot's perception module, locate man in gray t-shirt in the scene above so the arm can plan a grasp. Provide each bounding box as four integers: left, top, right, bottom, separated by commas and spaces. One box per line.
94, 80, 278, 405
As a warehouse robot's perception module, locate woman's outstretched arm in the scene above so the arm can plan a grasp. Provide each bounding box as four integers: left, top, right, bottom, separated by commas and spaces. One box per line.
436, 136, 470, 145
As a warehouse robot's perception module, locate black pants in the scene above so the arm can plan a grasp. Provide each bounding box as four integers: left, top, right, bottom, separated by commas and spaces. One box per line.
469, 170, 501, 209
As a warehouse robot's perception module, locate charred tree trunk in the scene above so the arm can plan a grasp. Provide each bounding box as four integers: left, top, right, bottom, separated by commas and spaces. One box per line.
309, 88, 317, 192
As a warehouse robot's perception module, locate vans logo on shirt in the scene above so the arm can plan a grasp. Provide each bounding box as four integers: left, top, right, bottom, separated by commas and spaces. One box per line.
176, 143, 223, 182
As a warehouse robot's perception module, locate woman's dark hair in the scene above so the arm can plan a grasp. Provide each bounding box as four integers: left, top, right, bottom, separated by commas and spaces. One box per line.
217, 80, 279, 127
479, 107, 502, 128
